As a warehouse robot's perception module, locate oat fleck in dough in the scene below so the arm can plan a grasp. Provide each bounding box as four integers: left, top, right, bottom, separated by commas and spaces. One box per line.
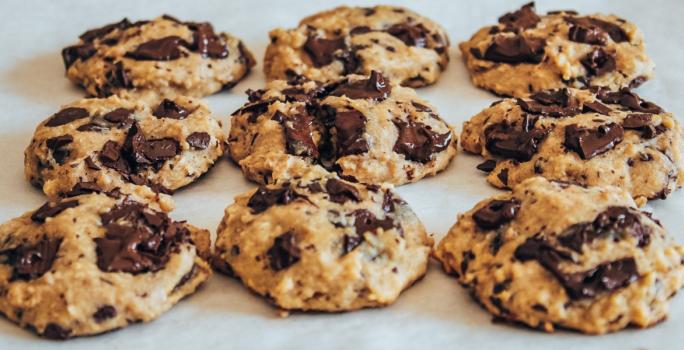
461, 87, 684, 202
435, 177, 684, 334
459, 3, 654, 97
0, 191, 211, 339
62, 15, 255, 98
214, 174, 432, 312
25, 95, 226, 199
264, 5, 450, 87
229, 71, 457, 185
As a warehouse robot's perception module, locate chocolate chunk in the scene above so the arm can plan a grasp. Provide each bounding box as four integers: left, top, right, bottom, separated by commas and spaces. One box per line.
1, 238, 62, 281
186, 132, 211, 149
582, 101, 612, 115
497, 168, 509, 185
498, 2, 540, 32
595, 88, 663, 114
381, 190, 405, 213
330, 71, 392, 101
342, 234, 363, 254
172, 264, 198, 293
564, 123, 624, 159
567, 16, 628, 45
581, 48, 616, 76
188, 22, 228, 58
85, 157, 101, 170
334, 110, 369, 156
518, 88, 581, 117
153, 99, 190, 119
233, 100, 273, 123
141, 138, 179, 163
477, 159, 497, 172
473, 199, 520, 230
123, 122, 150, 167
278, 112, 320, 158
45, 107, 90, 127
386, 23, 428, 48
352, 209, 395, 235
281, 87, 314, 102
42, 323, 72, 340
350, 26, 372, 35
247, 186, 302, 214
99, 140, 130, 174
515, 238, 638, 299
623, 114, 664, 139
103, 108, 134, 125
46, 135, 74, 164
325, 178, 360, 204
93, 305, 117, 323
267, 232, 300, 271
31, 200, 79, 223
303, 35, 347, 67
484, 123, 547, 161
393, 120, 452, 163
100, 61, 132, 96
125, 36, 188, 60
64, 181, 103, 197
558, 206, 649, 252
61, 44, 96, 69
80, 18, 132, 42
95, 202, 189, 274
482, 35, 545, 64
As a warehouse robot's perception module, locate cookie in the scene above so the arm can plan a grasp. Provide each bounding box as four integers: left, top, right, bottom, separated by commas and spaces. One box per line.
25, 94, 226, 199
435, 177, 684, 334
213, 174, 432, 312
459, 3, 654, 97
228, 71, 457, 185
62, 15, 255, 98
0, 191, 212, 339
461, 87, 684, 202
264, 5, 449, 87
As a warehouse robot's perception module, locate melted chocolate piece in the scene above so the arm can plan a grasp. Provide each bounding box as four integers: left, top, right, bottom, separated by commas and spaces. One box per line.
564, 123, 624, 159
188, 22, 228, 58
623, 114, 664, 139
267, 232, 300, 271
481, 35, 545, 64
100, 61, 132, 96
247, 186, 303, 214
393, 120, 452, 163
595, 88, 663, 114
581, 48, 616, 76
42, 323, 72, 340
582, 101, 612, 115
80, 18, 133, 42
558, 206, 649, 252
153, 99, 190, 119
103, 108, 134, 125
31, 200, 79, 223
342, 234, 363, 254
567, 16, 628, 45
386, 23, 429, 48
518, 88, 581, 117
352, 209, 395, 234
141, 138, 179, 163
498, 2, 540, 32
126, 36, 188, 61
330, 71, 392, 101
484, 123, 547, 161
46, 135, 74, 164
325, 178, 360, 204
1, 238, 62, 281
473, 199, 520, 230
476, 159, 497, 172
99, 140, 131, 174
335, 110, 369, 156
303, 35, 347, 67
278, 112, 320, 158
45, 107, 90, 127
186, 132, 211, 149
99, 122, 179, 175
515, 238, 638, 299
63, 181, 103, 197
93, 305, 117, 323
61, 44, 96, 69
233, 100, 273, 123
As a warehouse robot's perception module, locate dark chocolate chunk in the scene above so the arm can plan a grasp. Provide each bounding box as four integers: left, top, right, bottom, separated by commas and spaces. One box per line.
31, 200, 79, 223
352, 209, 395, 235
1, 238, 62, 281
386, 23, 429, 48
350, 26, 372, 35
393, 120, 452, 163
594, 88, 663, 114
335, 110, 369, 156
342, 234, 363, 254
188, 22, 228, 58
558, 206, 649, 252
46, 135, 74, 164
303, 35, 347, 67
172, 264, 198, 293
498, 2, 540, 32
85, 157, 101, 170
93, 305, 117, 323
45, 107, 90, 127
330, 70, 392, 101
564, 123, 624, 159
622, 113, 664, 139
518, 88, 581, 117
100, 61, 132, 96
103, 108, 134, 125
80, 18, 133, 42
99, 141, 131, 174
232, 100, 273, 122
153, 99, 190, 119
482, 35, 545, 64
61, 44, 96, 69
267, 232, 300, 271
186, 132, 211, 149
484, 122, 547, 161
63, 181, 103, 197
567, 16, 628, 45
473, 199, 520, 230
325, 178, 360, 204
279, 112, 320, 158
497, 168, 509, 185
141, 138, 179, 163
42, 323, 72, 340
582, 101, 612, 115
247, 186, 303, 214
581, 48, 616, 76
477, 159, 497, 173
125, 36, 188, 61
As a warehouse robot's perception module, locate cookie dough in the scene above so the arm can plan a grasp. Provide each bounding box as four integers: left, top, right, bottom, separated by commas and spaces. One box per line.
62, 15, 255, 98
435, 177, 684, 334
459, 3, 654, 97
229, 71, 457, 185
461, 87, 684, 202
0, 191, 211, 339
264, 5, 449, 87
213, 174, 432, 312
25, 94, 226, 199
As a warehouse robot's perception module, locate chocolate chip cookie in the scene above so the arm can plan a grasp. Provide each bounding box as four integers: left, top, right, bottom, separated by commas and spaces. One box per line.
264, 5, 449, 87
213, 174, 432, 312
461, 87, 684, 202
434, 177, 684, 334
0, 191, 211, 339
460, 3, 654, 97
228, 71, 457, 185
25, 95, 226, 198
62, 15, 255, 98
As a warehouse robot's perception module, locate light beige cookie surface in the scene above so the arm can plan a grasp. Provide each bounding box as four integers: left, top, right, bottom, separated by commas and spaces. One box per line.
62, 15, 255, 98
460, 3, 654, 97
264, 5, 449, 87
25, 95, 226, 198
461, 87, 684, 202
434, 177, 684, 334
229, 71, 457, 185
214, 174, 432, 312
0, 192, 211, 339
